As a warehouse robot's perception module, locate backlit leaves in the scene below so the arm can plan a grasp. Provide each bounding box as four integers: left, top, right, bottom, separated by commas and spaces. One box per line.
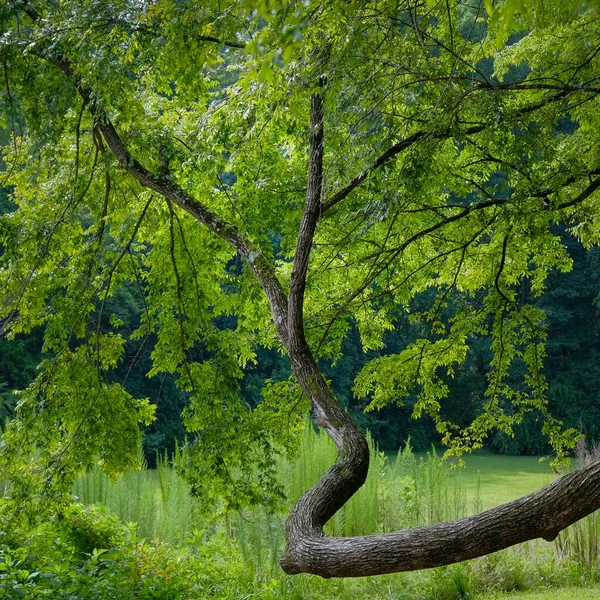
1, 0, 600, 510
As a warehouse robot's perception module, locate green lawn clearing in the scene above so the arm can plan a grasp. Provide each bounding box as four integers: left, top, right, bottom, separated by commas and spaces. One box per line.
482, 585, 600, 599
442, 451, 557, 510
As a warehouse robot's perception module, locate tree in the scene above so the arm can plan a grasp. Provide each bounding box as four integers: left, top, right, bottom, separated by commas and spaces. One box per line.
2, 0, 600, 578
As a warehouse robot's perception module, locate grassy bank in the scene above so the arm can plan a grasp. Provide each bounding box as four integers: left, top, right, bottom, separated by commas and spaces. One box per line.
3, 425, 600, 599
483, 586, 600, 599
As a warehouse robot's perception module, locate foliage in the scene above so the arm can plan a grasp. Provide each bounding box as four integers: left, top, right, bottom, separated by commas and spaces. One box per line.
73, 445, 205, 544
1, 0, 600, 518
4, 433, 600, 599
3, 238, 600, 460
0, 500, 260, 599
69, 422, 579, 586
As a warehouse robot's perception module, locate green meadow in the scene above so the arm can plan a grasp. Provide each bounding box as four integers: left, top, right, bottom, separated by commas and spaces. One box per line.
485, 587, 600, 599
3, 425, 600, 598
48, 428, 598, 599
443, 451, 556, 510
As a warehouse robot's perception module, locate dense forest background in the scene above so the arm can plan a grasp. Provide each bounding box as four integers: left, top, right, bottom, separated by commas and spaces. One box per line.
2, 149, 599, 461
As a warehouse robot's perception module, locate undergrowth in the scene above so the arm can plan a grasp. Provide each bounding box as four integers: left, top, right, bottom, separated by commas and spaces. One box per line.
2, 425, 600, 599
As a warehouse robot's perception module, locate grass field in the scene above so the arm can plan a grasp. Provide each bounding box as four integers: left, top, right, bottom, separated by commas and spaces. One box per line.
70, 431, 600, 600
443, 451, 556, 510
484, 586, 600, 599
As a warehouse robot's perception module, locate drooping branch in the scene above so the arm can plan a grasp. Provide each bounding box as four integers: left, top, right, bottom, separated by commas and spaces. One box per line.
118, 21, 246, 49
49, 56, 290, 344
98, 118, 289, 340
476, 82, 600, 94
320, 124, 493, 214
194, 35, 245, 49
317, 197, 505, 331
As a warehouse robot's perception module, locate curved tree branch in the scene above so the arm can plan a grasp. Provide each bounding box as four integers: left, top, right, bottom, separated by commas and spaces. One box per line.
281, 459, 600, 577
98, 117, 290, 341
284, 73, 370, 562
321, 129, 432, 213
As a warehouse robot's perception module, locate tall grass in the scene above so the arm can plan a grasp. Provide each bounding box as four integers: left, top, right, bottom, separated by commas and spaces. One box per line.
234, 427, 475, 581
556, 512, 600, 578
72, 422, 600, 596
554, 440, 600, 578
73, 445, 202, 544
383, 441, 473, 529
278, 425, 391, 537
74, 422, 478, 583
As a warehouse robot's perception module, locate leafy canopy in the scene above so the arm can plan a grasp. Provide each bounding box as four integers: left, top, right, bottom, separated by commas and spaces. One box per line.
1, 0, 599, 511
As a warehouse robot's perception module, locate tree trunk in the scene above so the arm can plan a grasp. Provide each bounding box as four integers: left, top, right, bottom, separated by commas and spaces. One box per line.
280, 342, 600, 577
277, 75, 600, 578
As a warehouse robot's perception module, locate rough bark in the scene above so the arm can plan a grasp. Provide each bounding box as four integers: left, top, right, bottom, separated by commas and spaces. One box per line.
280, 456, 600, 577
288, 81, 326, 354
283, 80, 370, 565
